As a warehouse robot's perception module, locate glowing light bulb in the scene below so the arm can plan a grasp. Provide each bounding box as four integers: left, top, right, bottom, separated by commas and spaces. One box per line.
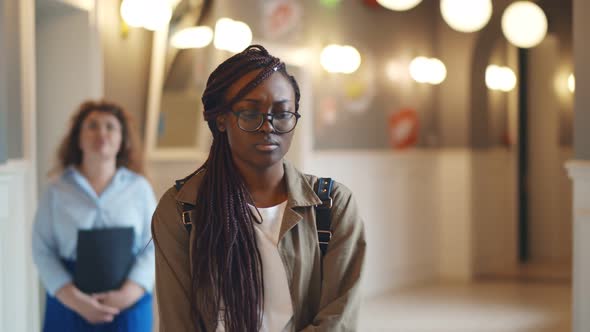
440, 0, 492, 33
502, 1, 547, 48
376, 0, 422, 11
170, 26, 213, 49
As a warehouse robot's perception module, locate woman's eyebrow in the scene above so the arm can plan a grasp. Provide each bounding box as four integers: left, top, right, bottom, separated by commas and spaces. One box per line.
238, 98, 291, 105
273, 99, 290, 105
241, 98, 261, 103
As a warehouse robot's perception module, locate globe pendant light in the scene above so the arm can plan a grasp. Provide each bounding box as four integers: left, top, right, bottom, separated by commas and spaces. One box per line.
376, 0, 422, 11
501, 1, 548, 48
440, 0, 492, 33
170, 26, 213, 49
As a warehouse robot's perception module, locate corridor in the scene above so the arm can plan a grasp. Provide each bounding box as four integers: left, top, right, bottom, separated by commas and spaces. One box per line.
360, 280, 571, 332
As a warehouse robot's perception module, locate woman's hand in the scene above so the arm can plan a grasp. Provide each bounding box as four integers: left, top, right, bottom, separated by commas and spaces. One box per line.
55, 283, 120, 324
93, 280, 145, 311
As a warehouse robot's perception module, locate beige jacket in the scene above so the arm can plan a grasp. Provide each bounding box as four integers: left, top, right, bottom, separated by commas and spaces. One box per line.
151, 161, 366, 331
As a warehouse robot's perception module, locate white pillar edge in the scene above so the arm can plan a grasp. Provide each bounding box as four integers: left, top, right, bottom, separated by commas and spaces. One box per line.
565, 159, 590, 332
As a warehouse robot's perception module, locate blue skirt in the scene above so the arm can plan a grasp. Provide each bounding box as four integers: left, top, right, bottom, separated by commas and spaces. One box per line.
43, 261, 153, 332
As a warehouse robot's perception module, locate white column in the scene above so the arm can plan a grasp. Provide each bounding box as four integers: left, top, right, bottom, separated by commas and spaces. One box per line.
572, 0, 590, 330
19, 0, 41, 330
0, 161, 37, 332
566, 161, 590, 331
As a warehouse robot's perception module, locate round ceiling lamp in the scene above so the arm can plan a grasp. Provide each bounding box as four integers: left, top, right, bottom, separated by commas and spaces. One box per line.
376, 0, 422, 11
120, 0, 172, 31
120, 0, 144, 28
568, 73, 575, 93
409, 57, 446, 85
170, 26, 213, 49
501, 1, 547, 48
409, 57, 431, 83
214, 18, 253, 53
320, 44, 362, 74
440, 0, 492, 33
428, 58, 447, 85
486, 65, 517, 92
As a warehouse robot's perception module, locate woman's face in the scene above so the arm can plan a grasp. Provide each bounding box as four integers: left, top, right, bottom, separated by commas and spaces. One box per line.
79, 110, 123, 163
219, 70, 297, 171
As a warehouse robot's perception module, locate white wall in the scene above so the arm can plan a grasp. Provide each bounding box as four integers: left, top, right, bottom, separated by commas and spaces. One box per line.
528, 36, 573, 263
0, 161, 40, 332
571, 0, 590, 330
435, 10, 475, 147
3, 0, 24, 158
96, 0, 152, 127
35, 0, 102, 190
437, 150, 473, 280
307, 151, 440, 297
0, 0, 8, 163
471, 149, 518, 276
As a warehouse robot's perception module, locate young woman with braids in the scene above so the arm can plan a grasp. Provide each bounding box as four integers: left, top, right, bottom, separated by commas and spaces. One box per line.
152, 45, 366, 331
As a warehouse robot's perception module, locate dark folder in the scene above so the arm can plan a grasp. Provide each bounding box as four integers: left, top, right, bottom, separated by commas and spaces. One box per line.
74, 227, 135, 294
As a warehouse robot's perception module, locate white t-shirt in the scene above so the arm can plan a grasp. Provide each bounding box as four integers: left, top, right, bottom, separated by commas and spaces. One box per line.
216, 201, 293, 332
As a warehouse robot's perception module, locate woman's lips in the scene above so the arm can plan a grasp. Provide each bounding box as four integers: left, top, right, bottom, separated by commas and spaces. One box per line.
255, 143, 279, 152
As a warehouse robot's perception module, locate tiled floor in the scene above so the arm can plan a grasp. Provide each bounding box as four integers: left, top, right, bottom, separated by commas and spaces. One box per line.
359, 281, 571, 332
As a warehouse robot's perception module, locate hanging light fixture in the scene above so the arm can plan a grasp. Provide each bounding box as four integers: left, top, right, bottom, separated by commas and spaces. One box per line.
440, 0, 492, 33
214, 18, 253, 53
428, 58, 447, 84
120, 0, 172, 31
486, 65, 517, 92
568, 73, 575, 93
409, 57, 446, 85
320, 45, 341, 74
376, 0, 422, 11
339, 46, 362, 74
120, 0, 144, 27
501, 1, 547, 48
170, 26, 213, 49
320, 44, 362, 74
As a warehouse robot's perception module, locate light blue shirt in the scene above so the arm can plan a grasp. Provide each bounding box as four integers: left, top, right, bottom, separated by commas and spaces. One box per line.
32, 166, 157, 295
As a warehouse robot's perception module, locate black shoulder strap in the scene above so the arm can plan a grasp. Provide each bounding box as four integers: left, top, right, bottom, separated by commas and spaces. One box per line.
315, 178, 334, 257
179, 202, 195, 233
174, 169, 202, 233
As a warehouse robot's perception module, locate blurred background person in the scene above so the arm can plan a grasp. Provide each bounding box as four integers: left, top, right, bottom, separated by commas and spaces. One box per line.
32, 100, 156, 331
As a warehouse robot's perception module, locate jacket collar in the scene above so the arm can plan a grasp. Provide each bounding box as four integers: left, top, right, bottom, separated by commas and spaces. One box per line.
174, 160, 322, 208
283, 160, 323, 208
174, 168, 204, 205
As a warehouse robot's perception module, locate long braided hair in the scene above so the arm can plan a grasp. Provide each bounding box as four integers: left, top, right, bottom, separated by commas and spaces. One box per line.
191, 45, 301, 331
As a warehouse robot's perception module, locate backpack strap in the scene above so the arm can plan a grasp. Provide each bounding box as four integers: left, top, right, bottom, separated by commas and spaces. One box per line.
174, 169, 202, 234
315, 178, 334, 257
179, 202, 195, 233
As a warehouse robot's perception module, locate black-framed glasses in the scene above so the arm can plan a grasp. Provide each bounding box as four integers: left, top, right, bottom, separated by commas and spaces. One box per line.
231, 111, 301, 133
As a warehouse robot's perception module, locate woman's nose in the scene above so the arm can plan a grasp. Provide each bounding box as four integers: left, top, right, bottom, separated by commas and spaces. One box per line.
97, 126, 109, 137
259, 115, 275, 133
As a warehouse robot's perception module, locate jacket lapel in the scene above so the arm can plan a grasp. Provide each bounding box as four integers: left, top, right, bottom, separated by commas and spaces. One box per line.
279, 161, 323, 241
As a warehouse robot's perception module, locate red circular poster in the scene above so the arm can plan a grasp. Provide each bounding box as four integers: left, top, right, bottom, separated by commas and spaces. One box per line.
389, 108, 419, 149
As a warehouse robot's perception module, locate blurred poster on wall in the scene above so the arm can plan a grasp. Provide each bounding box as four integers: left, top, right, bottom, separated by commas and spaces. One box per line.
261, 0, 303, 40
389, 108, 419, 150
